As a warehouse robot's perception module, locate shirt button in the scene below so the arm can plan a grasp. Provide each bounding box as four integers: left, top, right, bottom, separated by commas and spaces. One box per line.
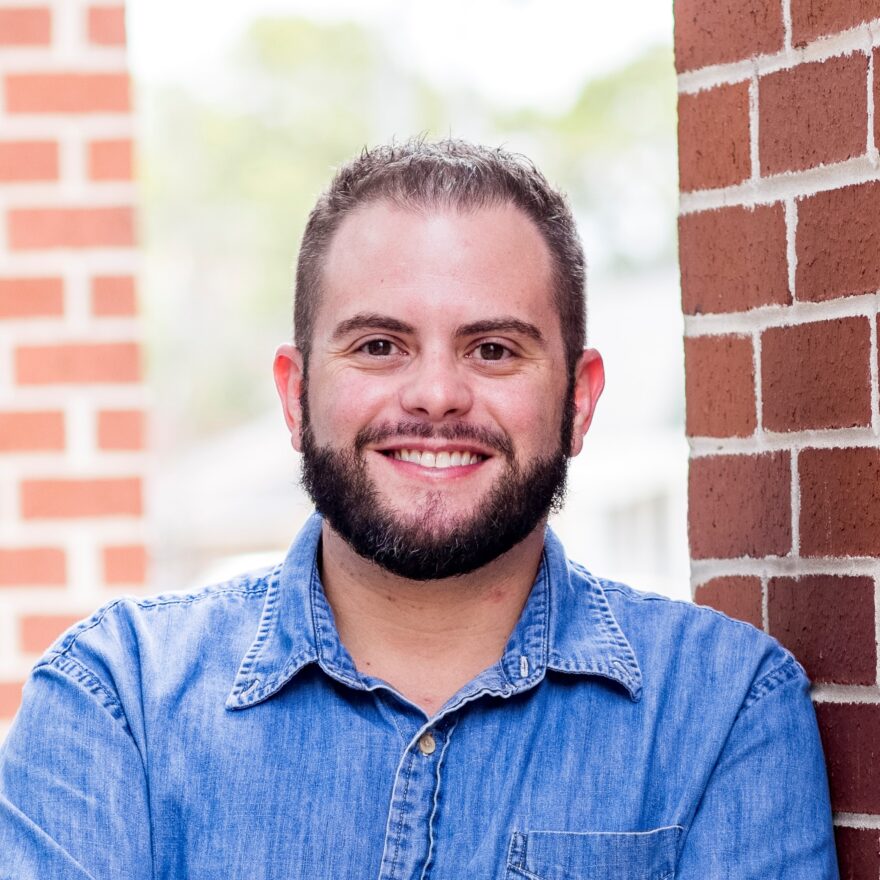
418, 732, 437, 755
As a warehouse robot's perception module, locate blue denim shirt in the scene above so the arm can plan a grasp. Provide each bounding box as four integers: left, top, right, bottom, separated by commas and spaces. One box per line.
0, 514, 837, 879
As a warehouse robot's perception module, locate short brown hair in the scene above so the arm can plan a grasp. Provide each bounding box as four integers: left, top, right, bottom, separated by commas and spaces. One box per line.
294, 138, 586, 375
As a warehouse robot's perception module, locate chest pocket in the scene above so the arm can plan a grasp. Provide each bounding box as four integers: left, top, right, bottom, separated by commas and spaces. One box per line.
505, 826, 681, 880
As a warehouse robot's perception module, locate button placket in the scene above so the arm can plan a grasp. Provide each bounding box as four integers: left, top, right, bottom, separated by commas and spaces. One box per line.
376, 726, 448, 880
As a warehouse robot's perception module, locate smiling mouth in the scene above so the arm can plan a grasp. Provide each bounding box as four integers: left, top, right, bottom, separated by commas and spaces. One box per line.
381, 449, 487, 469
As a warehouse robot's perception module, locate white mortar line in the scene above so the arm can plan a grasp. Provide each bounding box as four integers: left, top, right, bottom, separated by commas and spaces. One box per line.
749, 70, 761, 180
0, 248, 139, 274
0, 183, 137, 208
834, 812, 880, 829
790, 449, 800, 556
0, 52, 129, 74
680, 155, 880, 214
65, 393, 93, 467
690, 428, 880, 456
782, 0, 793, 53
784, 198, 798, 299
811, 684, 880, 703
684, 291, 880, 336
678, 20, 880, 94
692, 556, 880, 579
0, 385, 150, 410
761, 574, 770, 632
0, 116, 134, 139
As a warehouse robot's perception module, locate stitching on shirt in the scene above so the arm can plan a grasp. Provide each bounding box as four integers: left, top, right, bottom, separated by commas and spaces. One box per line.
234, 565, 283, 677
388, 750, 415, 879
45, 653, 128, 726
740, 654, 804, 712
43, 582, 271, 666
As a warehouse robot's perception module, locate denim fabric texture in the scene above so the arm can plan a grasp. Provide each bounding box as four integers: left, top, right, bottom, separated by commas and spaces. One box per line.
0, 513, 838, 879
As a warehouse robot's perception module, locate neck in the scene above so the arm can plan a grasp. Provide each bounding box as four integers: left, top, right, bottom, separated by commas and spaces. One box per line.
319, 522, 546, 717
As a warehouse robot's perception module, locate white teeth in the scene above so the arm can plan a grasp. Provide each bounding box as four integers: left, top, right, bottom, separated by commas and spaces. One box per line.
388, 449, 484, 468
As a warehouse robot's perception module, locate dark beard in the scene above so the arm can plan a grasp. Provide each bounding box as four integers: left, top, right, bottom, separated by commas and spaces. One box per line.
299, 394, 573, 581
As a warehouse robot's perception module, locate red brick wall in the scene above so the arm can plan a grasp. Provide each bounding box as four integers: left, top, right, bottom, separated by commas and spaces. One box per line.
677, 0, 880, 870
0, 2, 147, 735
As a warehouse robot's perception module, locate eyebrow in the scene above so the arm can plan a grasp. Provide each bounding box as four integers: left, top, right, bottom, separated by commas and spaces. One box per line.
455, 318, 544, 343
331, 313, 416, 340
330, 312, 544, 344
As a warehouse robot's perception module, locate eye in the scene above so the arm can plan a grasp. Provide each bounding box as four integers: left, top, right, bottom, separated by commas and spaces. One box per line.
359, 338, 400, 357
470, 342, 511, 362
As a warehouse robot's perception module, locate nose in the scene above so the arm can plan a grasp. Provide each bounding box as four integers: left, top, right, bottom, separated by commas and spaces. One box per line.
398, 351, 474, 421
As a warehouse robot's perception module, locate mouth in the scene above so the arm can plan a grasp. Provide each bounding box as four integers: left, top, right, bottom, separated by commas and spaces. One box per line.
381, 448, 488, 469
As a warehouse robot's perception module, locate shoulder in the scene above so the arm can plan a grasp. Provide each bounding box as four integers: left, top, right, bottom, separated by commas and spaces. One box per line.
32, 564, 281, 710
570, 562, 805, 709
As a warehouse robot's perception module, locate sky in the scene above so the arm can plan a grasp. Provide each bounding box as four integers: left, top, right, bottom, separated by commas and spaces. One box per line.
127, 0, 674, 112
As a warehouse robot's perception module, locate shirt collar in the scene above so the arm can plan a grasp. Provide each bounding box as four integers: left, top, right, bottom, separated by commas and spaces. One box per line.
226, 513, 642, 711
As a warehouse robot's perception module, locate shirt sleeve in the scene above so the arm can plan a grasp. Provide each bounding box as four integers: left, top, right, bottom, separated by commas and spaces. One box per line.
0, 656, 153, 880
676, 655, 839, 879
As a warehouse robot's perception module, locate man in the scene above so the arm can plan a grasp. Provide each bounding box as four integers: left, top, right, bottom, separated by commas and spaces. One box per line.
0, 139, 837, 878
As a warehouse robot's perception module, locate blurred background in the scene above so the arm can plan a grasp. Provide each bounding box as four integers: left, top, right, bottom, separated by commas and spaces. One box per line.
127, 0, 687, 597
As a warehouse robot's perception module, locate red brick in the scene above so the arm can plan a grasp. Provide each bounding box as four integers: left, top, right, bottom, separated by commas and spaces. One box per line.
694, 576, 763, 628
0, 547, 65, 586
21, 477, 142, 518
91, 274, 136, 316
791, 0, 880, 46
678, 83, 751, 191
0, 140, 57, 181
685, 335, 756, 437
761, 318, 871, 431
8, 206, 134, 250
102, 544, 146, 585
87, 138, 132, 180
688, 452, 791, 559
87, 5, 125, 45
816, 702, 880, 813
679, 204, 790, 314
0, 410, 64, 451
796, 181, 880, 302
0, 681, 23, 719
875, 49, 880, 156
800, 447, 880, 556
0, 8, 50, 45
759, 54, 868, 175
768, 575, 876, 684
97, 409, 144, 450
674, 0, 784, 72
20, 614, 82, 653
5, 72, 129, 114
0, 277, 63, 318
835, 826, 880, 880
15, 341, 140, 384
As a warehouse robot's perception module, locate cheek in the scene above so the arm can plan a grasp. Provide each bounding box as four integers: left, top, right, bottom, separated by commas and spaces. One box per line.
306, 370, 396, 440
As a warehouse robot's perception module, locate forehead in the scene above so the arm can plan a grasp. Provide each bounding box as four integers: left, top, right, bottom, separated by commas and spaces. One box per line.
315, 200, 557, 333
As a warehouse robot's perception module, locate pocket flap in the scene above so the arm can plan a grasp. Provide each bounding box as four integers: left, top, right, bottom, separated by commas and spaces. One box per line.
507, 826, 681, 880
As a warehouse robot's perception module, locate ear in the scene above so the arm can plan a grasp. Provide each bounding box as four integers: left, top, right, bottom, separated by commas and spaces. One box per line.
569, 348, 605, 457
273, 343, 306, 452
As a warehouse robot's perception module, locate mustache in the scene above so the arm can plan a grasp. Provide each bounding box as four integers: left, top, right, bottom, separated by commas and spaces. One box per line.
354, 420, 514, 457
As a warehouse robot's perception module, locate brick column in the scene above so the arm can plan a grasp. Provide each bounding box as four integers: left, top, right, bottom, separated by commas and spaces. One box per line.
676, 0, 880, 873
0, 2, 147, 735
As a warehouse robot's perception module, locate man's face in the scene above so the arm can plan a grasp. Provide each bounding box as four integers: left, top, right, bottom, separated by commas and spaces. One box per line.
275, 200, 603, 579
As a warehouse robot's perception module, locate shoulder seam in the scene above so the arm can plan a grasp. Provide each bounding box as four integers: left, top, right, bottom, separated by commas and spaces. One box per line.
741, 654, 805, 713
35, 652, 130, 730
45, 582, 271, 663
